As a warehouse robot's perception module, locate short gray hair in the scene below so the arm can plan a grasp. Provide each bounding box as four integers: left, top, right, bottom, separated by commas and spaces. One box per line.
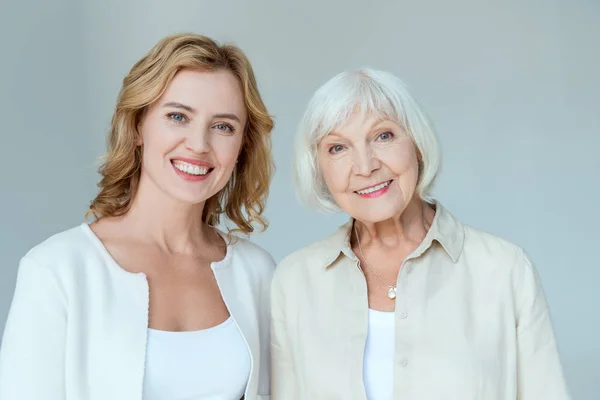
292, 68, 442, 213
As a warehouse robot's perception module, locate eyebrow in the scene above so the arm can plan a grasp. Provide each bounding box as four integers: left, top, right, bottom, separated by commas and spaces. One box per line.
212, 113, 241, 123
163, 103, 241, 123
163, 102, 196, 113
327, 117, 390, 138
370, 117, 387, 128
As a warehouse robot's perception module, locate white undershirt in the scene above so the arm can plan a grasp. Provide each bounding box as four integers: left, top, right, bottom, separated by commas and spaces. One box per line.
142, 317, 251, 400
363, 309, 396, 400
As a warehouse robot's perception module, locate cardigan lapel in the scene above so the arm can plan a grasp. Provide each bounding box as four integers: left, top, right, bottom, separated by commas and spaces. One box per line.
212, 264, 260, 399
91, 272, 149, 400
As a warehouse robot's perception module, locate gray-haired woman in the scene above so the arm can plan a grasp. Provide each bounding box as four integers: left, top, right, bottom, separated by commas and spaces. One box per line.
270, 69, 570, 400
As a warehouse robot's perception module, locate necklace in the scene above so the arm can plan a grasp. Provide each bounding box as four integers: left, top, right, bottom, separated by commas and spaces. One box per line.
354, 225, 397, 300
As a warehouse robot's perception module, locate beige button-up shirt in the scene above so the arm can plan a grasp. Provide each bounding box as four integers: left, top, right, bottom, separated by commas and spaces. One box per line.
271, 203, 570, 399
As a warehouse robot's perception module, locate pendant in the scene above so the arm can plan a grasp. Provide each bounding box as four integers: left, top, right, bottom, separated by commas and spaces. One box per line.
387, 287, 397, 299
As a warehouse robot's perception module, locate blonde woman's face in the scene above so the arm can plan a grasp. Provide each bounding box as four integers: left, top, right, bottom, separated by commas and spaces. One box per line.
138, 69, 247, 205
317, 112, 420, 223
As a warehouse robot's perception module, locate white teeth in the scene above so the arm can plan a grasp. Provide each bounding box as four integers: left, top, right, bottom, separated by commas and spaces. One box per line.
172, 161, 209, 176
357, 180, 391, 195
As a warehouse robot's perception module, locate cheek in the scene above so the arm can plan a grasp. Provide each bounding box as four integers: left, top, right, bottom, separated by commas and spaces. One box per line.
319, 155, 352, 192
141, 130, 162, 165
142, 122, 180, 153
212, 135, 243, 167
379, 142, 419, 174
384, 147, 420, 197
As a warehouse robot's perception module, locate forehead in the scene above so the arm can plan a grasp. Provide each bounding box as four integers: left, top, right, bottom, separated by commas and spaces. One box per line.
331, 111, 392, 134
311, 91, 406, 145
160, 69, 246, 117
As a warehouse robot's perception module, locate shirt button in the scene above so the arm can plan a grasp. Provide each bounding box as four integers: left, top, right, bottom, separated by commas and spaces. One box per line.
405, 265, 413, 273
400, 358, 408, 367
400, 312, 407, 319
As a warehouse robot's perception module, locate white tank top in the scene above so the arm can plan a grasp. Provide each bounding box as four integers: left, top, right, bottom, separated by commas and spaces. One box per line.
363, 309, 395, 400
142, 317, 251, 400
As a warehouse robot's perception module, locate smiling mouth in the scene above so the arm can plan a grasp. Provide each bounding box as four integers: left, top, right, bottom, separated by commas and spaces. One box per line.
171, 160, 214, 176
355, 180, 393, 195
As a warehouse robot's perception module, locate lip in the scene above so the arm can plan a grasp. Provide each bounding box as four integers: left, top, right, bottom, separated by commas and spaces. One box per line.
354, 180, 393, 199
170, 157, 214, 168
171, 158, 214, 182
355, 180, 393, 192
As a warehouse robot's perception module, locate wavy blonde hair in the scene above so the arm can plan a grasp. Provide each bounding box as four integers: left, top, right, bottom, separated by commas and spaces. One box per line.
87, 33, 275, 234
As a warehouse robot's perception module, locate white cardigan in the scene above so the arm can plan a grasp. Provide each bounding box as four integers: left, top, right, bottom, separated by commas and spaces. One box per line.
0, 224, 274, 400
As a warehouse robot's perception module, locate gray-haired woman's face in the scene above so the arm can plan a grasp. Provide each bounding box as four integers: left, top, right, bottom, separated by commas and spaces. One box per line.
317, 112, 420, 223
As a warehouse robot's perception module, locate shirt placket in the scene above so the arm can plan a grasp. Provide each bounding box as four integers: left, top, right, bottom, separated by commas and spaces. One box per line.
341, 251, 370, 399
394, 256, 418, 398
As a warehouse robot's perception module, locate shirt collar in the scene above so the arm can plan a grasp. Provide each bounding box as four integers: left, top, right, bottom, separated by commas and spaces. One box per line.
319, 201, 465, 268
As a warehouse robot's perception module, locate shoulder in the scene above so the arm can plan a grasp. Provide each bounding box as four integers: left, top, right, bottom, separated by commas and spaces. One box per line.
24, 224, 95, 263
227, 234, 277, 277
461, 224, 534, 276
13, 224, 100, 301
273, 227, 343, 284
463, 224, 520, 255
461, 226, 546, 314
22, 224, 98, 276
277, 239, 329, 271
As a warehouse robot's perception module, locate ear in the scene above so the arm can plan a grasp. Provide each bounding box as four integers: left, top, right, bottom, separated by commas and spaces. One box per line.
414, 143, 423, 162
414, 145, 424, 177
235, 141, 245, 162
135, 108, 150, 146
136, 123, 143, 146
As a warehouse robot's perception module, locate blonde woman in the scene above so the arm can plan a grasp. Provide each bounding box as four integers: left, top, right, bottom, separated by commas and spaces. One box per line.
271, 69, 570, 399
0, 34, 275, 400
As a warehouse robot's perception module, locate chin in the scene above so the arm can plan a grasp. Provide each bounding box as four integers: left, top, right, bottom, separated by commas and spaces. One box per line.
349, 208, 403, 224
167, 188, 214, 206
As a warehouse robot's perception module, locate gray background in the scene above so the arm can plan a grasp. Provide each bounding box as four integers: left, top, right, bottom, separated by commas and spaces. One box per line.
1, 0, 598, 398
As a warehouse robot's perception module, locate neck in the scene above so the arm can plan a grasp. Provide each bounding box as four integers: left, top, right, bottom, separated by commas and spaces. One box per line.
120, 172, 214, 255
354, 198, 434, 248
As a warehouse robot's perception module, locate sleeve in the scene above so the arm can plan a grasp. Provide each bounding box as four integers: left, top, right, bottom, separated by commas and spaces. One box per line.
0, 255, 67, 400
270, 267, 299, 400
513, 247, 571, 400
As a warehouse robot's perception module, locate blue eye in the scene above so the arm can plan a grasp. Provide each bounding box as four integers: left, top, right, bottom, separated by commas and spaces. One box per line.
168, 112, 187, 123
378, 131, 393, 141
215, 123, 235, 133
329, 144, 345, 154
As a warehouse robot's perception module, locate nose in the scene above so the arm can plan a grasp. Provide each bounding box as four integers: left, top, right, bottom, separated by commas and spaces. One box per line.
352, 145, 380, 177
185, 127, 210, 154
